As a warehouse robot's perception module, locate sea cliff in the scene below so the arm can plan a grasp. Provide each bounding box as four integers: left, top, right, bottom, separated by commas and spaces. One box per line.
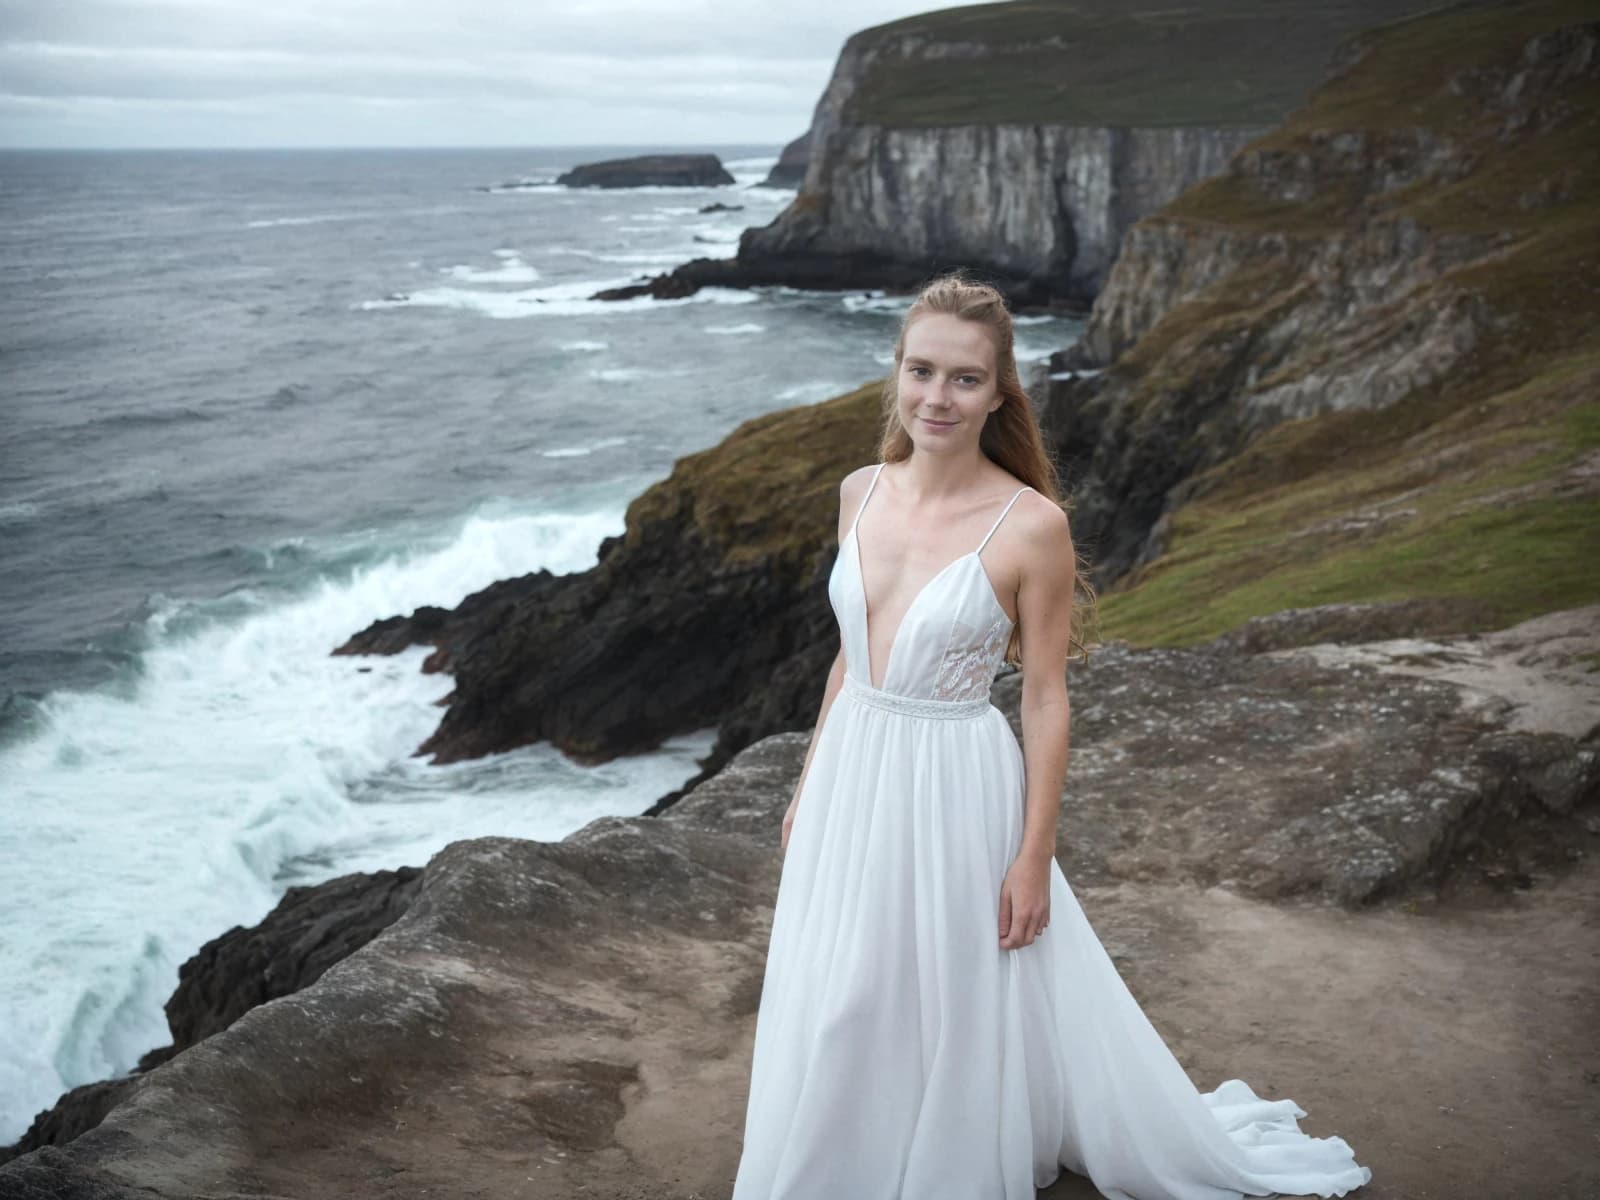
616, 0, 1479, 305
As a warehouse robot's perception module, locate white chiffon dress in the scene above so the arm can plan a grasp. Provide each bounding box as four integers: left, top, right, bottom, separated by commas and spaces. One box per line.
731, 462, 1374, 1200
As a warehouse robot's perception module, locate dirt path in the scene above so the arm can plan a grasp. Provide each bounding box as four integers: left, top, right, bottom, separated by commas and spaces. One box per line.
1036, 856, 1600, 1198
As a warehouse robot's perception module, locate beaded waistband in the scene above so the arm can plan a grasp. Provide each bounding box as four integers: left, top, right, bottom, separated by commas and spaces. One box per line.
840, 672, 992, 720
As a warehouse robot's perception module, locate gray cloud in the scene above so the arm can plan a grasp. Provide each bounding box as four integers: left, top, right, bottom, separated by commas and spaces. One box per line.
0, 0, 931, 147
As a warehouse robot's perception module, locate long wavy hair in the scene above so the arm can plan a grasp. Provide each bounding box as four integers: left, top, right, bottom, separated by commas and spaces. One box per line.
877, 269, 1098, 665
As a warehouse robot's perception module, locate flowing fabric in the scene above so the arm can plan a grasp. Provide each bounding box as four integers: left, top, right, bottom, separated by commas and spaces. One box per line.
732, 462, 1374, 1200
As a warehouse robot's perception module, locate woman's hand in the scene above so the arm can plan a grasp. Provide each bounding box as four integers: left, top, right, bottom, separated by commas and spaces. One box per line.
998, 852, 1051, 949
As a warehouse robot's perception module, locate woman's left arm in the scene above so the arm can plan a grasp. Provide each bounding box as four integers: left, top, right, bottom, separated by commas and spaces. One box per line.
997, 496, 1078, 950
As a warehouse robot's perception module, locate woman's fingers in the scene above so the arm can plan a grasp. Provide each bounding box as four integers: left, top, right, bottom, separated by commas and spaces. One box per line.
1000, 905, 1051, 948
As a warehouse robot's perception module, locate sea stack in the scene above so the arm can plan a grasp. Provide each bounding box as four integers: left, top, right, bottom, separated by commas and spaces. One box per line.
555, 153, 736, 188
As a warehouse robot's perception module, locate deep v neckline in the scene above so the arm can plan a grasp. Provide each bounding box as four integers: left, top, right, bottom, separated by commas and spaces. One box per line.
848, 462, 1030, 691
849, 526, 994, 691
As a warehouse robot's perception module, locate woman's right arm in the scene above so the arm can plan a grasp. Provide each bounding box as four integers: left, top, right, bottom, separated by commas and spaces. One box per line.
781, 467, 868, 854
782, 645, 845, 854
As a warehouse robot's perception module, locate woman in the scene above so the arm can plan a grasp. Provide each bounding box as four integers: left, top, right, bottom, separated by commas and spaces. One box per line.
732, 272, 1373, 1200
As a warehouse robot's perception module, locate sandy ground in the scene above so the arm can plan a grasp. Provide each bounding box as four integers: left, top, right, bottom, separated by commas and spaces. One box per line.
606, 860, 1600, 1199
1032, 857, 1600, 1199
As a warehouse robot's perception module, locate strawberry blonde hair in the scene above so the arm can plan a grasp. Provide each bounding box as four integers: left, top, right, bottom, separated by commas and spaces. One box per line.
877, 269, 1098, 664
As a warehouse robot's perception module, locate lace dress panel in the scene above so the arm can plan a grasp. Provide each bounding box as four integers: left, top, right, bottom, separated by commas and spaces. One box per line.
930, 614, 1012, 703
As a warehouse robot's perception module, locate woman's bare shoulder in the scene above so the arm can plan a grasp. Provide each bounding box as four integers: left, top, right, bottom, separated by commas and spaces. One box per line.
1011, 488, 1074, 553
839, 463, 880, 507
835, 463, 881, 537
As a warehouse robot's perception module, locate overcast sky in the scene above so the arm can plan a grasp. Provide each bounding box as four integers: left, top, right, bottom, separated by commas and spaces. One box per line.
0, 0, 938, 149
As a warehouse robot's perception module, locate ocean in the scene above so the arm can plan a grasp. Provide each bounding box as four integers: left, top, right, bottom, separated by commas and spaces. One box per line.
0, 144, 1083, 1143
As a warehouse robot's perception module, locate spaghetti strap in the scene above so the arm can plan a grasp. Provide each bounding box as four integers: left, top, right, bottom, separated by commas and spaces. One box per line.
976, 486, 1033, 554
848, 462, 888, 537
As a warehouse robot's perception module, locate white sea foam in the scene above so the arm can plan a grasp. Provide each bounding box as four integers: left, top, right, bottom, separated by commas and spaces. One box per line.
0, 501, 710, 1144
357, 280, 758, 320
559, 339, 610, 351
245, 213, 353, 229
245, 206, 469, 229
440, 252, 541, 284
705, 323, 765, 336
1014, 341, 1058, 364
546, 246, 686, 267
841, 291, 915, 316
540, 436, 630, 459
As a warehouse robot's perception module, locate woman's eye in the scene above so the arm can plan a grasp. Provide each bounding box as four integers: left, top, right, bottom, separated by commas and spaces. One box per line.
906, 365, 979, 384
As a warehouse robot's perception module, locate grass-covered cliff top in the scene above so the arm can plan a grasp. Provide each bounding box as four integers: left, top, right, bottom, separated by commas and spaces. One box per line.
621, 381, 882, 572
844, 0, 1492, 128
1095, 0, 1600, 646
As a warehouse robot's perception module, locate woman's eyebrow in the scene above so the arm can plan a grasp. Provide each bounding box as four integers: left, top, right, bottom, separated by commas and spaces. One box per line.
904, 356, 988, 374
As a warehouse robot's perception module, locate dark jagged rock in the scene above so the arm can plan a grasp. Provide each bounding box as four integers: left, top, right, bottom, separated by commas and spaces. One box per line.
335, 382, 882, 771
698, 202, 743, 214
163, 865, 424, 1049
555, 154, 735, 189
3, 604, 1595, 1196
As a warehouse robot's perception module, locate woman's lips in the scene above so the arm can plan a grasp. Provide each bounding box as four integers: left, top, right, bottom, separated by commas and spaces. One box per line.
921, 416, 957, 428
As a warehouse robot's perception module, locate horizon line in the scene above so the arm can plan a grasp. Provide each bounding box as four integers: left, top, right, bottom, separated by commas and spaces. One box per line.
0, 140, 790, 153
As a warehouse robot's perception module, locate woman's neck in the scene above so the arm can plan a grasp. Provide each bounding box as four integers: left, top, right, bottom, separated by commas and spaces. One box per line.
894, 449, 994, 502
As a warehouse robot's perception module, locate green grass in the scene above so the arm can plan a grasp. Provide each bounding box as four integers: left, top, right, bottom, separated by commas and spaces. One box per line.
1098, 348, 1600, 646
841, 0, 1498, 128
1106, 493, 1599, 645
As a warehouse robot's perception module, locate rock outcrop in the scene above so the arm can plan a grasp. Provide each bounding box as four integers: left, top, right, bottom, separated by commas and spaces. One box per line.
4, 603, 1597, 1197
335, 382, 883, 777
556, 154, 735, 189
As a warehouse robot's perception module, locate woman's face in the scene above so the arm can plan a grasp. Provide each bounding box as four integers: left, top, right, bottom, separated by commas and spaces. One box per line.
896, 312, 1001, 452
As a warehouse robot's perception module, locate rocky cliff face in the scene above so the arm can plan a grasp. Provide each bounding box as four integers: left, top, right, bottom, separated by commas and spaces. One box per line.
1044, 5, 1600, 615
737, 123, 1262, 304
6, 602, 1597, 1196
